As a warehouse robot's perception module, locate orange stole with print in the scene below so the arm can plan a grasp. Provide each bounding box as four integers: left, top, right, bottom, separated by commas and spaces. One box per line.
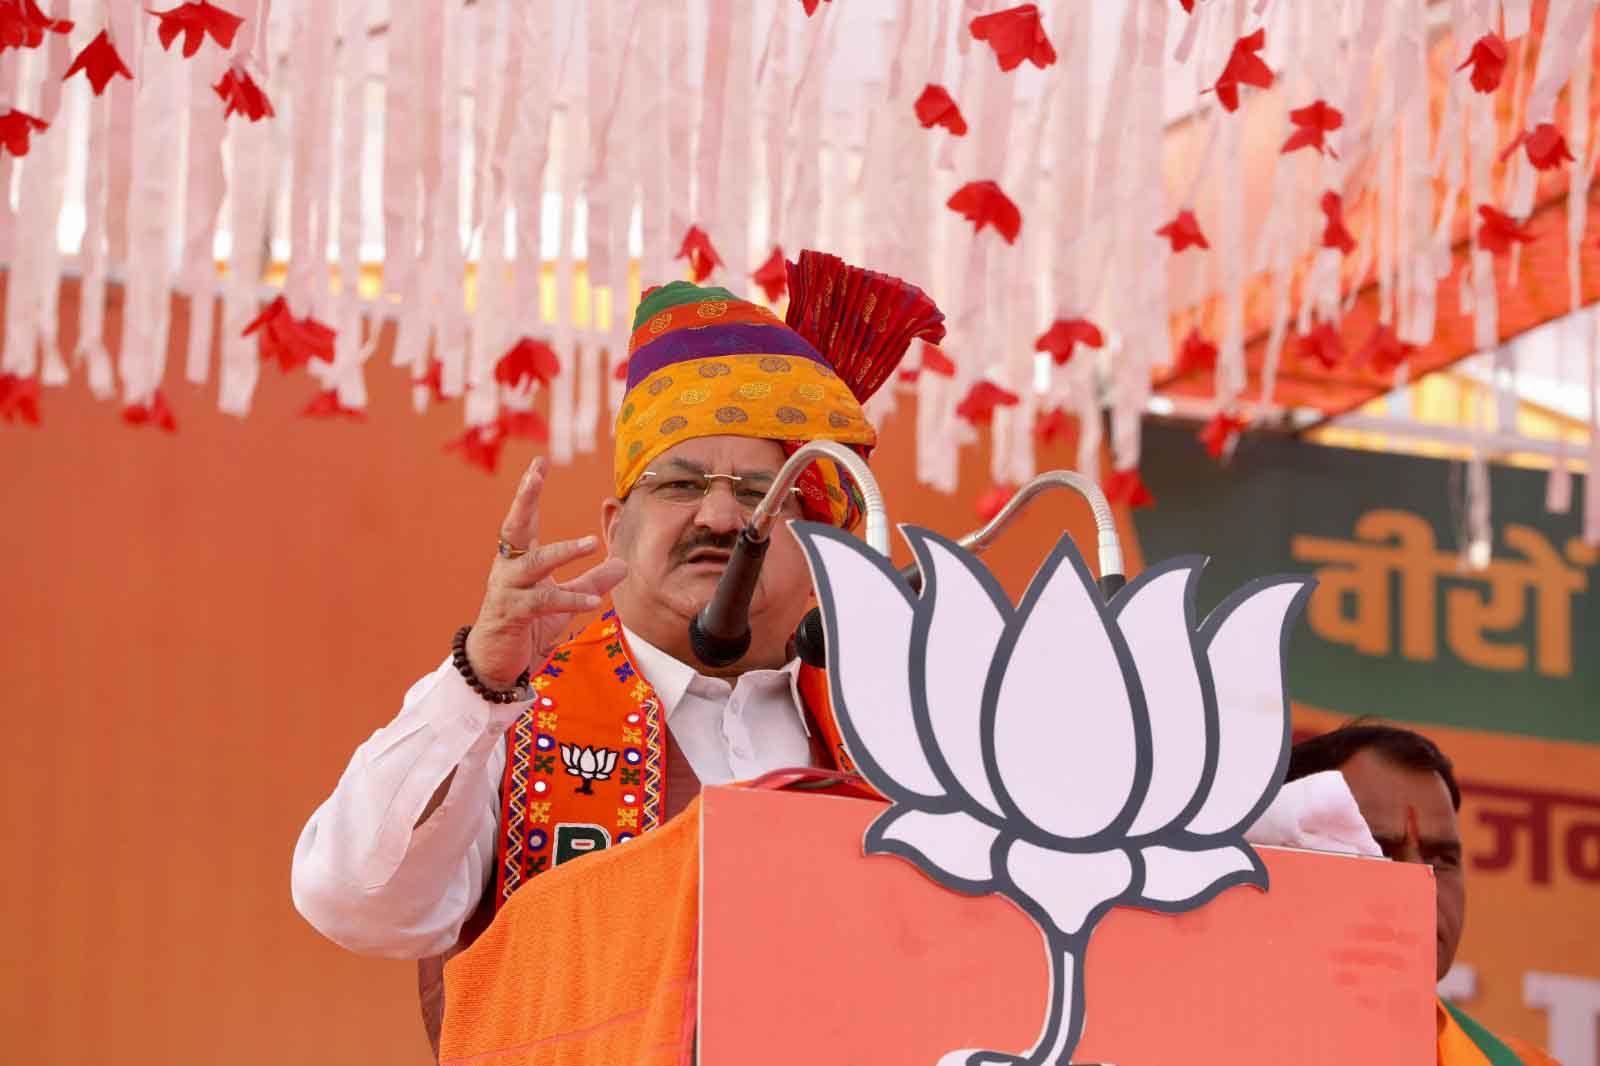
496, 611, 850, 908
496, 611, 670, 908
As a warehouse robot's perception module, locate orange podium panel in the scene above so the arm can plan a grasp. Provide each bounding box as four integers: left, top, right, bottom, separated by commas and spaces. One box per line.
699, 785, 1436, 1066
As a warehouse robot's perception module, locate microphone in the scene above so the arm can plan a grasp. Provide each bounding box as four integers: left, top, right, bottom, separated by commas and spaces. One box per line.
793, 469, 1126, 669
687, 526, 769, 668
689, 440, 890, 670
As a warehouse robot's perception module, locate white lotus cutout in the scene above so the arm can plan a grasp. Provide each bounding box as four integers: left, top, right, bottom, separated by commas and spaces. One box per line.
792, 523, 1316, 1066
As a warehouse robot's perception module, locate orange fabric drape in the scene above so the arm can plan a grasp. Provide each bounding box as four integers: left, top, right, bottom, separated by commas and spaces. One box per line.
440, 798, 702, 1066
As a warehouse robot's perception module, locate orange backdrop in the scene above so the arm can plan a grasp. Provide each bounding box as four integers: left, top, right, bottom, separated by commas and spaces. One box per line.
0, 282, 1113, 1065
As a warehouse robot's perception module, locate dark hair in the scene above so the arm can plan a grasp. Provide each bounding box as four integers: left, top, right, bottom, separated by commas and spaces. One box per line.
1287, 719, 1461, 811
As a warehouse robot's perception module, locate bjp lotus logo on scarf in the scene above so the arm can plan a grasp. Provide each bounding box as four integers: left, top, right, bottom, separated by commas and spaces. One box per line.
793, 523, 1315, 1066
560, 744, 619, 795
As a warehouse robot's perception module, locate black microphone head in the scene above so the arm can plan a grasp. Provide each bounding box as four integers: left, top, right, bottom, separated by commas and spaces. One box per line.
689, 612, 752, 669
794, 607, 827, 669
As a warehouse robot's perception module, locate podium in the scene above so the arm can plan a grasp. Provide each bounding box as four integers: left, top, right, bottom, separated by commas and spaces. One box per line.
441, 785, 1435, 1066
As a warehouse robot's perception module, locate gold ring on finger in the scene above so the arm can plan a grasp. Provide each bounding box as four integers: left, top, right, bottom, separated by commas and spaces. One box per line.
497, 538, 530, 560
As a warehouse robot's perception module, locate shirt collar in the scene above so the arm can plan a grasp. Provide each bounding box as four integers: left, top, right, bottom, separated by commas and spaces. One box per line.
619, 624, 809, 736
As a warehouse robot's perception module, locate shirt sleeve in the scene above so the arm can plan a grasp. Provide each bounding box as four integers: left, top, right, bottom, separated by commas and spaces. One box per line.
1244, 771, 1382, 857
290, 657, 525, 958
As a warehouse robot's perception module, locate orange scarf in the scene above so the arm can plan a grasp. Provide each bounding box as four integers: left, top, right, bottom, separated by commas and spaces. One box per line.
444, 795, 704, 1066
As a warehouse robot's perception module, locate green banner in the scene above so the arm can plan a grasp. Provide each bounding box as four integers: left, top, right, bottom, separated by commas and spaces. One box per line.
1133, 423, 1598, 745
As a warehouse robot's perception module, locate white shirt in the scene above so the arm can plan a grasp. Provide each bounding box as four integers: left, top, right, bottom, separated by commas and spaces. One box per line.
290, 626, 814, 958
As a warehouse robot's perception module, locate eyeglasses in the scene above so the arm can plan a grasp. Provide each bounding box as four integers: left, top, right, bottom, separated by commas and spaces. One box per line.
635, 470, 804, 515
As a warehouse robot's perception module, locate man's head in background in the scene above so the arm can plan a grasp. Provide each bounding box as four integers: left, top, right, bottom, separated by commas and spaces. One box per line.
1286, 721, 1464, 981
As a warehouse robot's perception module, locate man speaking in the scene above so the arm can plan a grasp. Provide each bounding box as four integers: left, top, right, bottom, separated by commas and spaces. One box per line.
290, 256, 945, 1044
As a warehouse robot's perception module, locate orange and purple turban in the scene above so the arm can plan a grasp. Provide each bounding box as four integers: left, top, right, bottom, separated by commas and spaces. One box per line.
614, 251, 945, 528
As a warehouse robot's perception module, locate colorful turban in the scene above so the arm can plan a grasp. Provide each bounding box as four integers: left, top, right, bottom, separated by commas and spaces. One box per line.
614, 251, 945, 527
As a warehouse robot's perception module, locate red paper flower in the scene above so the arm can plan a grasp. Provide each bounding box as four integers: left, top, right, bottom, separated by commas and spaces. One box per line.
975, 483, 1018, 522
123, 390, 178, 432
675, 225, 723, 282
1198, 412, 1248, 460
947, 180, 1022, 243
495, 337, 560, 389
1476, 205, 1535, 256
413, 359, 444, 402
914, 83, 968, 136
1034, 317, 1104, 366
63, 30, 133, 95
0, 372, 40, 424
1171, 328, 1218, 377
214, 65, 274, 121
149, 1, 243, 57
444, 422, 505, 473
1297, 321, 1345, 371
1320, 191, 1355, 255
0, 0, 71, 53
498, 408, 549, 442
301, 389, 365, 421
1281, 100, 1342, 157
0, 109, 48, 157
1213, 28, 1272, 113
1179, 0, 1195, 10
1156, 209, 1208, 252
921, 342, 956, 377
970, 4, 1056, 72
1104, 468, 1154, 509
1510, 123, 1576, 171
1353, 323, 1416, 376
752, 246, 788, 302
1034, 407, 1072, 444
800, 0, 830, 14
1456, 33, 1507, 94
955, 380, 1020, 426
242, 295, 335, 372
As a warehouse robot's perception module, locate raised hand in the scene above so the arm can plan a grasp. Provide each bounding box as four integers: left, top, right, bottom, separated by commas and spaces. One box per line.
465, 457, 629, 689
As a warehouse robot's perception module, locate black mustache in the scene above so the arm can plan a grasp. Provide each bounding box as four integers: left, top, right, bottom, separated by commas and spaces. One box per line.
671, 531, 738, 566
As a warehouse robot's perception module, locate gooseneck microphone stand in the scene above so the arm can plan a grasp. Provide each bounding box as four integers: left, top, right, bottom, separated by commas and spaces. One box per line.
792, 469, 1126, 668
688, 440, 890, 669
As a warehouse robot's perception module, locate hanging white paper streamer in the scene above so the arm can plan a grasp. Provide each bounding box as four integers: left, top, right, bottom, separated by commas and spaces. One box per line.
785, 5, 832, 262
76, 9, 117, 400
1110, 0, 1170, 475
219, 0, 270, 416
463, 0, 509, 429
5, 7, 73, 385
381, 0, 418, 310
321, 0, 371, 410
605, 7, 642, 415
179, 28, 228, 387
0, 52, 20, 278
552, 57, 590, 460
509, 0, 553, 351
638, 0, 671, 288
119, 17, 187, 406
1548, 14, 1593, 513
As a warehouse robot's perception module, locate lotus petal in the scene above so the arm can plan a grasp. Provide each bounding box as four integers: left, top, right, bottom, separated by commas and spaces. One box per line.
579, 747, 598, 775
866, 807, 1000, 892
905, 529, 1009, 817
1137, 843, 1263, 907
1115, 563, 1211, 835
990, 538, 1141, 840
792, 523, 946, 801
1186, 579, 1313, 835
1004, 840, 1133, 936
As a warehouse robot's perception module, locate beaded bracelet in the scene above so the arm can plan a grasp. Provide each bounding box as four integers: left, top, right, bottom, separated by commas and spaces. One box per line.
451, 624, 532, 704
